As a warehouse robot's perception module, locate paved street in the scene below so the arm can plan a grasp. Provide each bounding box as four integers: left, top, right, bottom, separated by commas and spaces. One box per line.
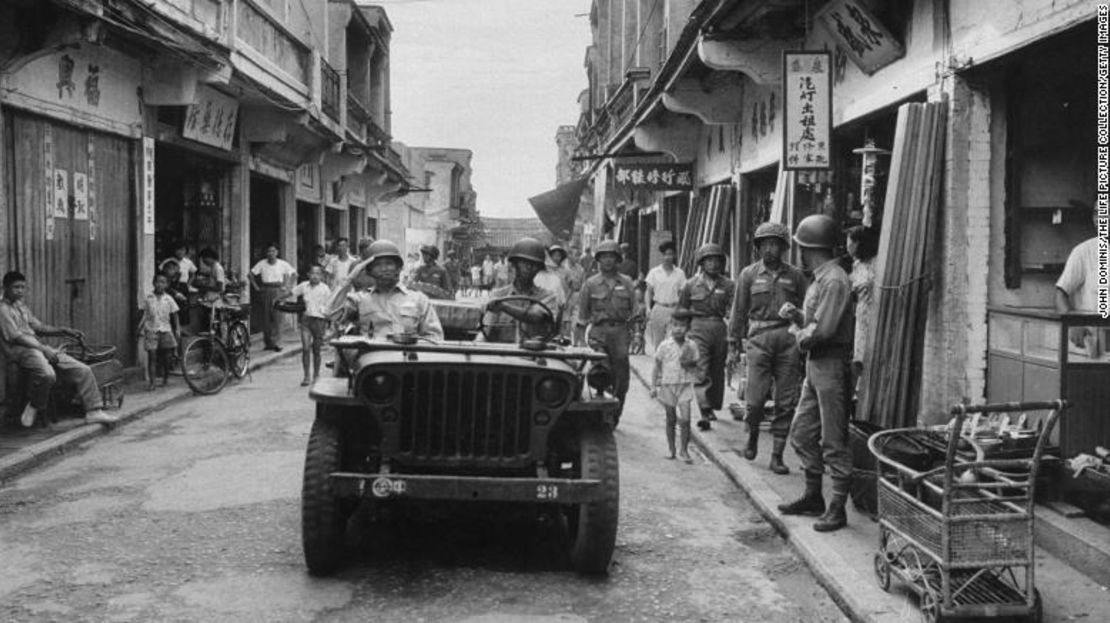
0, 355, 845, 623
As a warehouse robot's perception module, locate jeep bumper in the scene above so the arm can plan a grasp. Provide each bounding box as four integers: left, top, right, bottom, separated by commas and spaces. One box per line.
329, 472, 604, 503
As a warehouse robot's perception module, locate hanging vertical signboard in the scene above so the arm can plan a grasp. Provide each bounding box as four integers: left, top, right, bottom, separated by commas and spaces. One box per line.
142, 137, 155, 234
87, 138, 97, 240
782, 51, 832, 171
815, 0, 904, 75
44, 125, 55, 240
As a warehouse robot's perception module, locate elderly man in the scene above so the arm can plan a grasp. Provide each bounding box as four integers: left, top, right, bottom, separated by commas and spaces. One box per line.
1, 271, 119, 427
328, 240, 443, 341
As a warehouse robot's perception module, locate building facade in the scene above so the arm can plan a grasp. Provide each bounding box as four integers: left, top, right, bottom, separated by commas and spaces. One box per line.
0, 0, 411, 366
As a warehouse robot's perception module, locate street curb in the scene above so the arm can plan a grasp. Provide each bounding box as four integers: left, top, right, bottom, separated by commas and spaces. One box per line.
628, 364, 905, 623
0, 346, 302, 485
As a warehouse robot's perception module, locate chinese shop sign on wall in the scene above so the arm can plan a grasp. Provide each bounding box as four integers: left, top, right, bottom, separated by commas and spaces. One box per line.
783, 51, 832, 171
142, 138, 155, 235
613, 163, 694, 190
183, 84, 239, 151
816, 0, 904, 75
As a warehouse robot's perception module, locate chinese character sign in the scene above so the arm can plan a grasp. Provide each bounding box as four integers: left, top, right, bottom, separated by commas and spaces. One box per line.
183, 85, 238, 151
816, 0, 904, 75
44, 125, 54, 241
783, 51, 832, 171
53, 169, 69, 218
613, 163, 694, 190
73, 172, 88, 221
143, 137, 155, 235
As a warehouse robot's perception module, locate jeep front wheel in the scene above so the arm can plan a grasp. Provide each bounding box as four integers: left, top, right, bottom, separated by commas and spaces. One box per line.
302, 414, 349, 576
568, 425, 620, 575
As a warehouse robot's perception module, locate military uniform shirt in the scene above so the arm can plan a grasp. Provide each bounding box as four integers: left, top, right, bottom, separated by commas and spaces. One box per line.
578, 273, 638, 325
344, 284, 444, 341
797, 258, 853, 350
678, 273, 735, 319
730, 261, 808, 341
411, 263, 450, 291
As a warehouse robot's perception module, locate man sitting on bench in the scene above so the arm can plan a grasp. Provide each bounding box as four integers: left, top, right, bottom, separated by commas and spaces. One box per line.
0, 271, 119, 427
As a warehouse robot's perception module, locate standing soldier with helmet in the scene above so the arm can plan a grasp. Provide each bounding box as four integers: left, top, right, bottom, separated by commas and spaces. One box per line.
776, 214, 854, 533
674, 243, 735, 431
729, 222, 808, 475
576, 239, 642, 420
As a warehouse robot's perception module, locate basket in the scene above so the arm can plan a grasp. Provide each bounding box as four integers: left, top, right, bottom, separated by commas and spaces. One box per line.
274, 297, 306, 314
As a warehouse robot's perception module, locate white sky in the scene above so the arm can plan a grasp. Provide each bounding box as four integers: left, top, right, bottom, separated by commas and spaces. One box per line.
373, 0, 592, 218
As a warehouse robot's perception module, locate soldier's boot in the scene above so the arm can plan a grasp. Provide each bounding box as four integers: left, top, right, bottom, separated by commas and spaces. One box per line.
813, 495, 848, 532
769, 437, 790, 475
697, 408, 713, 431
743, 427, 759, 461
778, 472, 825, 516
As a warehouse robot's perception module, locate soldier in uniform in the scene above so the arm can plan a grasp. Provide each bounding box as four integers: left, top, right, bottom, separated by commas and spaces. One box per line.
482, 238, 559, 343
729, 222, 808, 475
411, 245, 451, 297
575, 240, 642, 419
674, 243, 735, 431
327, 240, 443, 341
776, 215, 854, 533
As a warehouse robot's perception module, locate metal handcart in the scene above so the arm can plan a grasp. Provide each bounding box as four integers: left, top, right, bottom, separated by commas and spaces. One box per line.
868, 400, 1068, 623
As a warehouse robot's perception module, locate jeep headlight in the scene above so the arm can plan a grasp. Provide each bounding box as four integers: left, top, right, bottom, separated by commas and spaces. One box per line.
360, 371, 398, 403
535, 376, 570, 406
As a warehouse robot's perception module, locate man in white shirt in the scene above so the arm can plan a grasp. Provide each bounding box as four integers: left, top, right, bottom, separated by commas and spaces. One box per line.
644, 241, 686, 354
250, 243, 297, 351
325, 237, 357, 288
1056, 205, 1106, 354
160, 242, 196, 286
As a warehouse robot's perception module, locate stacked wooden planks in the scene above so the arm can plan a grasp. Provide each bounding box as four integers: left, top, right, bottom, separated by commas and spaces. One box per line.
677, 184, 734, 275
858, 101, 947, 429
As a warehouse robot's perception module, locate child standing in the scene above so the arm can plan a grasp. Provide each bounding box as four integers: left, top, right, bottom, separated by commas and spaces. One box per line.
651, 321, 700, 463
138, 273, 181, 390
286, 265, 333, 386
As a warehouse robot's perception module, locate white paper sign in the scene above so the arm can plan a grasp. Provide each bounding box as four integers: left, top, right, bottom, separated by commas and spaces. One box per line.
73, 172, 88, 220
143, 137, 155, 234
783, 51, 832, 171
53, 169, 69, 218
183, 84, 239, 151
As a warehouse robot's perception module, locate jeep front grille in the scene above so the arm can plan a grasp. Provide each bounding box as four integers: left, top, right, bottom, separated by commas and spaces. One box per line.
398, 369, 533, 461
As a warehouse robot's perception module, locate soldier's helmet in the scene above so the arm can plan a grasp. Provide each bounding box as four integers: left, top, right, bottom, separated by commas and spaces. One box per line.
753, 222, 791, 245
420, 245, 440, 260
594, 239, 621, 259
547, 243, 567, 257
793, 214, 840, 249
695, 242, 726, 264
508, 237, 547, 265
365, 240, 404, 266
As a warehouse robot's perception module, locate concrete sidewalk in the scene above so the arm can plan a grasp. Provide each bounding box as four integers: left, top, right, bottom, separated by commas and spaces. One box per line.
0, 330, 303, 484
628, 354, 1110, 623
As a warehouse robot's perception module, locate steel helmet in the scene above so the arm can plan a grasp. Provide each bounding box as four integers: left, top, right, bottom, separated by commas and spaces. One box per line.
365, 240, 404, 265
753, 222, 791, 245
508, 237, 547, 265
695, 242, 726, 264
420, 245, 440, 260
793, 214, 840, 249
594, 239, 621, 259
547, 243, 567, 257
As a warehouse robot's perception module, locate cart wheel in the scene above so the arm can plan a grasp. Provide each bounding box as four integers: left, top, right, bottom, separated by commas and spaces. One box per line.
1026, 588, 1042, 623
920, 590, 942, 623
873, 552, 891, 592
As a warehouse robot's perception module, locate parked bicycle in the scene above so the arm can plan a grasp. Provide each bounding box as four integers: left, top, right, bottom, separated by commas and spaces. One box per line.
181, 295, 251, 395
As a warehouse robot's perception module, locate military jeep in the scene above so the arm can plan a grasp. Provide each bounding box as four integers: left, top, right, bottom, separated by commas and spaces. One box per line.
301, 296, 621, 576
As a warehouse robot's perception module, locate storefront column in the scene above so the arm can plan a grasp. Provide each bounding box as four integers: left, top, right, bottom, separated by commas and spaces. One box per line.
282, 181, 298, 273
919, 75, 992, 423
231, 145, 251, 304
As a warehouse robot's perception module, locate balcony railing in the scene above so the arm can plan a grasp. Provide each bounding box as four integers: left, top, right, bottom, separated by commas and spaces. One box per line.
321, 60, 341, 123
346, 91, 369, 139
236, 0, 310, 84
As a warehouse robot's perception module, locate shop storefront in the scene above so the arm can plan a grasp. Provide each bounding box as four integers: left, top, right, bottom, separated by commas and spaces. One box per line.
2, 44, 142, 365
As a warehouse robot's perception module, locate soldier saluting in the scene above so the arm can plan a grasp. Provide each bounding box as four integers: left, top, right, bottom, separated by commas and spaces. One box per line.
674, 243, 735, 431
729, 222, 808, 475
575, 240, 642, 421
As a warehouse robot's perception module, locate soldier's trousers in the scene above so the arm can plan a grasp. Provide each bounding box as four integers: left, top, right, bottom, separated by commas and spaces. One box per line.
746, 327, 803, 439
790, 353, 851, 496
688, 317, 727, 412
588, 324, 630, 405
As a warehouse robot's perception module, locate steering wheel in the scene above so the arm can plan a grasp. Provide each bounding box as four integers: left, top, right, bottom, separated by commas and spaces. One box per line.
479, 295, 558, 343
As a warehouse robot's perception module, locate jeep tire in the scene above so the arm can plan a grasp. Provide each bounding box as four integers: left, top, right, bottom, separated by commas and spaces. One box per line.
302, 414, 348, 576
568, 425, 620, 575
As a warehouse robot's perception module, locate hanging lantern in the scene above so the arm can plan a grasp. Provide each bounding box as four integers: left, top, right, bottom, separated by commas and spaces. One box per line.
852, 139, 891, 227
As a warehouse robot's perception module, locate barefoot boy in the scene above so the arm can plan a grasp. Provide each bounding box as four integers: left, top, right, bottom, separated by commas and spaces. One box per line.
286, 265, 333, 386
651, 321, 700, 462
138, 273, 181, 389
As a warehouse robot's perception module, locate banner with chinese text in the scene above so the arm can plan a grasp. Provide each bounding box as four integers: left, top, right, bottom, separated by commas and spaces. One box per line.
816, 0, 904, 75
613, 163, 694, 190
783, 51, 832, 171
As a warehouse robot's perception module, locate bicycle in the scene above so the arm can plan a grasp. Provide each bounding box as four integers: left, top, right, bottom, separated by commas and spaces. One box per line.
180, 295, 252, 395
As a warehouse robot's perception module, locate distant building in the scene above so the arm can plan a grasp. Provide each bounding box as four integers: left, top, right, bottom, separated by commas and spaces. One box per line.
380, 146, 477, 262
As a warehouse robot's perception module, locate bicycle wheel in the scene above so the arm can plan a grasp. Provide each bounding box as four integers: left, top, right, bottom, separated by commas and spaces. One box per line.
181, 337, 230, 395
226, 322, 251, 379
